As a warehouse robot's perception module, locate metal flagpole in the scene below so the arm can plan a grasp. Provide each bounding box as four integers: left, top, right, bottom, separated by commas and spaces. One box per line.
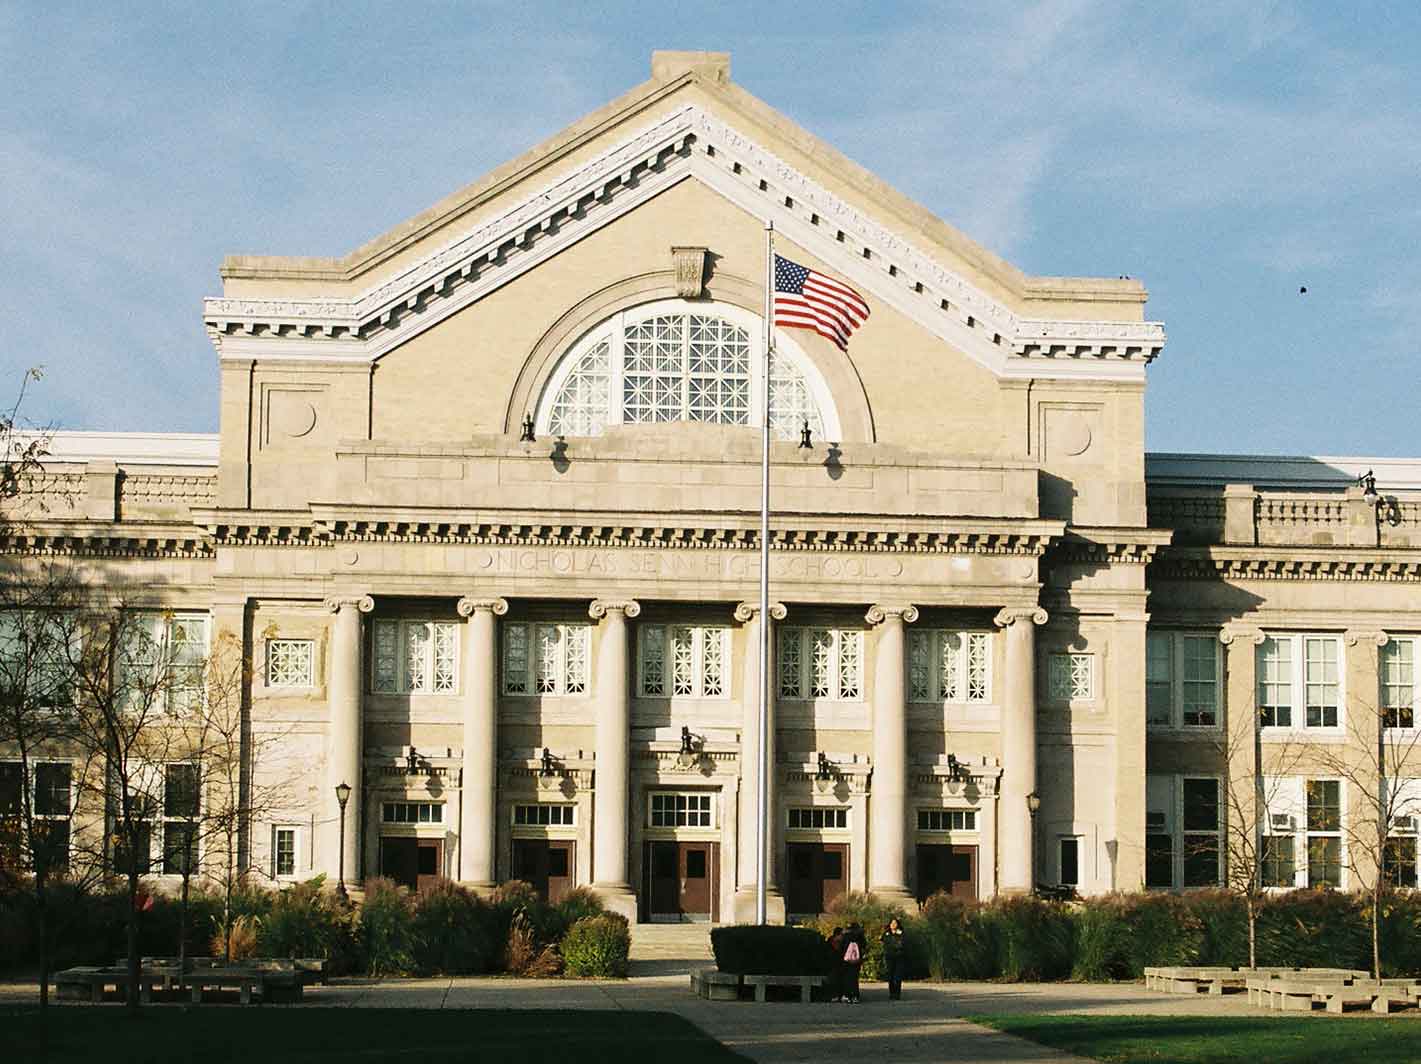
756, 221, 774, 925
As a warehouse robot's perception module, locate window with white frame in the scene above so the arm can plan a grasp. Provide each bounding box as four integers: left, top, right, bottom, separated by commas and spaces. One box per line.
162, 763, 200, 876
909, 630, 991, 703
372, 620, 458, 694
1048, 652, 1094, 702
501, 622, 590, 696
788, 807, 848, 830
1382, 638, 1417, 730
382, 802, 444, 824
648, 792, 713, 828
638, 625, 728, 698
513, 804, 576, 827
778, 627, 863, 701
0, 610, 78, 708
1146, 632, 1220, 727
1263, 777, 1343, 888
539, 303, 833, 441
1257, 634, 1342, 729
1058, 837, 1081, 887
1145, 775, 1221, 888
917, 809, 977, 832
122, 612, 210, 713
110, 761, 198, 877
266, 638, 315, 689
1383, 779, 1421, 889
0, 760, 71, 872
272, 826, 300, 879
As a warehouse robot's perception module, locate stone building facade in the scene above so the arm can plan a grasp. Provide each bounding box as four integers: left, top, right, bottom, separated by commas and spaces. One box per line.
6, 52, 1421, 922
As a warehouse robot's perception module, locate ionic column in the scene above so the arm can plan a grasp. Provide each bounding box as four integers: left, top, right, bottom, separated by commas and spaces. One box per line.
324, 594, 373, 885
733, 600, 787, 924
588, 598, 640, 919
866, 603, 918, 903
456, 596, 508, 890
994, 606, 1047, 894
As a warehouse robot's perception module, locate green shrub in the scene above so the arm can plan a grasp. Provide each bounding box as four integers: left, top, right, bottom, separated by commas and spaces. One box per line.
1182, 889, 1249, 966
1257, 889, 1367, 970
1071, 896, 1128, 981
711, 924, 832, 976
260, 878, 351, 966
561, 913, 630, 978
411, 879, 497, 975
552, 887, 605, 938
1120, 892, 1203, 977
914, 893, 994, 980
360, 877, 415, 976
983, 895, 1073, 981
1377, 890, 1421, 977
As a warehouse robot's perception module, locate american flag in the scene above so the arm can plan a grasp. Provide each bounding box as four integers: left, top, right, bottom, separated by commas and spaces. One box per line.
773, 254, 870, 351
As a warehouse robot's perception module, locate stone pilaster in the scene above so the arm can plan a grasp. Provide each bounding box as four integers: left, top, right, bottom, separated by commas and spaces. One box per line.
456, 595, 508, 891
323, 594, 373, 886
733, 600, 787, 925
1346, 629, 1389, 889
1219, 624, 1266, 889
588, 598, 640, 920
866, 603, 918, 904
994, 606, 1047, 894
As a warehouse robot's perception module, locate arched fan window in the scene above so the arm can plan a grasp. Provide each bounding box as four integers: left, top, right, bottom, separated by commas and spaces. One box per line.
537, 300, 838, 440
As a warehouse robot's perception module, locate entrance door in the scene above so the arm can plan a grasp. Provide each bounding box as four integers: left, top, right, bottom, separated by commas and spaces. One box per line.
916, 844, 978, 902
644, 841, 718, 922
415, 839, 444, 893
511, 839, 577, 903
381, 836, 417, 889
786, 843, 847, 916
678, 842, 713, 920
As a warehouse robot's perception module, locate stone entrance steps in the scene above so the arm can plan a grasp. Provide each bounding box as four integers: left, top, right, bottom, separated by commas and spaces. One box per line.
628, 922, 714, 977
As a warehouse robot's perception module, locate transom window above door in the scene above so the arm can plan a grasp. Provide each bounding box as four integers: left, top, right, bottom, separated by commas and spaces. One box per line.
537, 301, 839, 441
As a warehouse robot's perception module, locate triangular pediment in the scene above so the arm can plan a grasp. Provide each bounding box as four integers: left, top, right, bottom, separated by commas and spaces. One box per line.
206, 55, 1163, 380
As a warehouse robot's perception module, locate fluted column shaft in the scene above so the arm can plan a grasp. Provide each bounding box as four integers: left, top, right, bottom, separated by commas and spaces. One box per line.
457, 596, 507, 887
325, 594, 373, 883
867, 604, 917, 900
996, 606, 1047, 893
589, 599, 639, 894
735, 601, 786, 903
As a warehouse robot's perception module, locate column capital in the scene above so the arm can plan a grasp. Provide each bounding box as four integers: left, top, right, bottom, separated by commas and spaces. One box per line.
1218, 624, 1265, 646
734, 600, 787, 623
457, 596, 509, 618
866, 603, 919, 626
1345, 629, 1390, 648
993, 606, 1047, 629
589, 598, 641, 620
324, 594, 374, 614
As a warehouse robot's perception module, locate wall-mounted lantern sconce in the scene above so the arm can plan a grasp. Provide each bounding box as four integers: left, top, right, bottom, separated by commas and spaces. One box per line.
946, 752, 971, 783
520, 413, 536, 444
799, 419, 813, 450
539, 747, 557, 777
1359, 469, 1379, 507
406, 747, 420, 774
816, 752, 833, 781
676, 726, 701, 771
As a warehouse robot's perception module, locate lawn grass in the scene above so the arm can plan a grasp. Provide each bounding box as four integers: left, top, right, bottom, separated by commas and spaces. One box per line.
5, 1006, 750, 1064
972, 1013, 1421, 1064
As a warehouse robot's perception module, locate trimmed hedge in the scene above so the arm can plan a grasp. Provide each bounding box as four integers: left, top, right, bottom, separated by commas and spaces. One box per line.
711, 924, 833, 975
561, 913, 631, 978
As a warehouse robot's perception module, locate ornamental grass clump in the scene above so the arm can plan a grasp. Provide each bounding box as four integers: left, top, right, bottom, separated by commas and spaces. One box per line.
1119, 892, 1204, 977
411, 879, 497, 975
260, 877, 352, 965
1070, 895, 1129, 981
983, 895, 1073, 981
561, 913, 630, 978
360, 877, 416, 976
505, 911, 562, 977
915, 892, 994, 980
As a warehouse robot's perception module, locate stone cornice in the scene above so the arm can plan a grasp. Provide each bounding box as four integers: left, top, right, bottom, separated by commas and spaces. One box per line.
0, 521, 214, 559
205, 105, 1164, 380
1048, 527, 1173, 566
1153, 546, 1421, 582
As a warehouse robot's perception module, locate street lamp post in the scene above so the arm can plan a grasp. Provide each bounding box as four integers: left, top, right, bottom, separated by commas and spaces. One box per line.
335, 781, 352, 901
1026, 791, 1041, 894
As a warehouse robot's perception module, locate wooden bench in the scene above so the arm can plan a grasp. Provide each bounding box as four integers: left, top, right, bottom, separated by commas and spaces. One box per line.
741, 974, 825, 1003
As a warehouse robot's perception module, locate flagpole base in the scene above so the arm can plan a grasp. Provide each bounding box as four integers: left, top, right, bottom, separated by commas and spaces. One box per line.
733, 888, 785, 926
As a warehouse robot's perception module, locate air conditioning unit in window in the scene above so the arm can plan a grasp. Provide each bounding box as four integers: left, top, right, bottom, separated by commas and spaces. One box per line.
1391, 816, 1419, 835
1146, 811, 1167, 832
1270, 813, 1295, 832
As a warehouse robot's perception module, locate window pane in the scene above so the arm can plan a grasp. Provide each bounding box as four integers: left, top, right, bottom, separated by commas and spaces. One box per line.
0, 763, 21, 815
1182, 779, 1219, 833
640, 626, 665, 696
1262, 835, 1295, 887
163, 823, 197, 875
1383, 837, 1418, 889
1181, 636, 1218, 726
373, 620, 399, 693
1258, 637, 1293, 728
1304, 637, 1339, 728
1306, 780, 1340, 832
1307, 836, 1342, 888
34, 763, 70, 817
33, 818, 69, 873
1146, 633, 1173, 725
405, 622, 430, 692
1383, 640, 1415, 729
908, 631, 932, 702
1059, 838, 1079, 887
1183, 835, 1219, 886
1146, 834, 1174, 888
275, 829, 296, 877
503, 624, 528, 695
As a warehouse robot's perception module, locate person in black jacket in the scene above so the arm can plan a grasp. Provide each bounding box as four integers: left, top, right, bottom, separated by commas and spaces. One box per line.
842, 922, 865, 1003
826, 926, 846, 1002
880, 917, 906, 1000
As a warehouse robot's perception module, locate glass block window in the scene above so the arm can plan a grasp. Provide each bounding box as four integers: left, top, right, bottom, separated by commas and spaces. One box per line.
541, 304, 832, 441
382, 802, 444, 824
917, 809, 977, 832
1146, 632, 1220, 728
1257, 634, 1343, 730
908, 630, 991, 703
1048, 652, 1093, 701
637, 625, 728, 698
266, 639, 314, 688
779, 628, 862, 701
648, 792, 713, 828
788, 807, 848, 830
502, 623, 591, 696
513, 804, 576, 826
371, 620, 459, 694
1383, 638, 1417, 730
272, 826, 299, 879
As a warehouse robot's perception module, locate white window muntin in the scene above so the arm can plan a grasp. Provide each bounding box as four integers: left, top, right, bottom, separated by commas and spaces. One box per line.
916, 809, 978, 833
501, 622, 591, 696
372, 620, 459, 695
265, 638, 315, 689
1257, 634, 1344, 731
1145, 774, 1222, 889
536, 300, 842, 442
648, 791, 714, 829
513, 803, 576, 827
272, 825, 301, 879
1146, 631, 1221, 729
909, 630, 991, 703
778, 627, 863, 701
382, 801, 445, 824
1262, 776, 1345, 889
1048, 652, 1094, 702
638, 625, 729, 699
1383, 637, 1418, 730
122, 611, 210, 712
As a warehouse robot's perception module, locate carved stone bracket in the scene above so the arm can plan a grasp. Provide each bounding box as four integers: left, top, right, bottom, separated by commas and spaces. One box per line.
866, 603, 919, 626
323, 594, 374, 614
671, 245, 708, 298
734, 601, 787, 623
993, 606, 1048, 628
589, 598, 641, 620
457, 595, 509, 618
1218, 625, 1266, 646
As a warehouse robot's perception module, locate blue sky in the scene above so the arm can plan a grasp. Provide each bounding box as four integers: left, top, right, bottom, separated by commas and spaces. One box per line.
4, 2, 1419, 456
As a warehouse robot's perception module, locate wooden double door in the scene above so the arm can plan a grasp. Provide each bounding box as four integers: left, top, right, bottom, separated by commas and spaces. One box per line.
786, 842, 847, 917
644, 841, 718, 922
916, 844, 978, 902
512, 839, 576, 903
380, 836, 443, 893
